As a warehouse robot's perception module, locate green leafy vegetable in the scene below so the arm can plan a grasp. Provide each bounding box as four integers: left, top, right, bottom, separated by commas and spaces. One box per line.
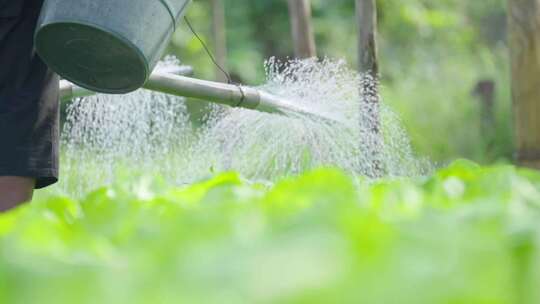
1, 161, 539, 303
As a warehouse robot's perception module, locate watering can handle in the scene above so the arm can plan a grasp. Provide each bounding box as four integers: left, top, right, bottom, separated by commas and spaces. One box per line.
157, 0, 177, 30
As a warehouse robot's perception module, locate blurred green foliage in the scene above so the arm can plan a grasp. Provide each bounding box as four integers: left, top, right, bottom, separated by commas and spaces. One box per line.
2, 161, 540, 303
166, 0, 511, 163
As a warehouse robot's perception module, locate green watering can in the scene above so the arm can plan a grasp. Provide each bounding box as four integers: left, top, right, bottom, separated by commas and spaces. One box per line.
35, 0, 342, 123
35, 0, 191, 94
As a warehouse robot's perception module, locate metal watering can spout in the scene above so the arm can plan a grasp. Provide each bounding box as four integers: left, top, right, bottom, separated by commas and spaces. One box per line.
146, 73, 345, 122
60, 71, 345, 123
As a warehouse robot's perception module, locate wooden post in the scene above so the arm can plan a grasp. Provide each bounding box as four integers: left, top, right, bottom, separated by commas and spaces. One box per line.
508, 0, 540, 168
211, 0, 228, 82
356, 0, 378, 75
287, 0, 317, 58
356, 0, 382, 177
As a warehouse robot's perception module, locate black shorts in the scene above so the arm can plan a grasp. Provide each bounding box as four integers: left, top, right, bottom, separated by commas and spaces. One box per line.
0, 0, 59, 189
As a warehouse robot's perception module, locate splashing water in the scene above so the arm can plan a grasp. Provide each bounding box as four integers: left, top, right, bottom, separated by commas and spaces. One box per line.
58, 56, 431, 195
61, 57, 194, 194
186, 58, 429, 182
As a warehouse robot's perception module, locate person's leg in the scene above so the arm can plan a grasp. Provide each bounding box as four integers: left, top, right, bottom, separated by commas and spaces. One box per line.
0, 0, 60, 211
0, 177, 35, 212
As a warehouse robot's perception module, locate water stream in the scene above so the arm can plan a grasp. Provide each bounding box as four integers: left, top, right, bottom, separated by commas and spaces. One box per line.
58, 56, 431, 196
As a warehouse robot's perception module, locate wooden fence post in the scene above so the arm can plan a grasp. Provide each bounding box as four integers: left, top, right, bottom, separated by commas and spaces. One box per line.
287, 0, 317, 58
508, 0, 540, 168
211, 0, 228, 82
356, 0, 383, 177
356, 0, 378, 75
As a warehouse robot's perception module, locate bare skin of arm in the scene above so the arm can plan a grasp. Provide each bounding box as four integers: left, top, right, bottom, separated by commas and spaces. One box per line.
0, 177, 35, 212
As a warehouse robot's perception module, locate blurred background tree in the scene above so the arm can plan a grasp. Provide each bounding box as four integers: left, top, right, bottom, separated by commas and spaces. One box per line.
287, 0, 317, 58
164, 0, 511, 165
210, 0, 228, 82
508, 0, 540, 169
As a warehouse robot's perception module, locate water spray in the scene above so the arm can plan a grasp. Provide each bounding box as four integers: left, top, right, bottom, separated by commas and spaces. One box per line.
58, 58, 429, 196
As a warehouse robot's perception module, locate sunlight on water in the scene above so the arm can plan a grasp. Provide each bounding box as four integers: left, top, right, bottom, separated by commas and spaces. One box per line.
58, 56, 431, 196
